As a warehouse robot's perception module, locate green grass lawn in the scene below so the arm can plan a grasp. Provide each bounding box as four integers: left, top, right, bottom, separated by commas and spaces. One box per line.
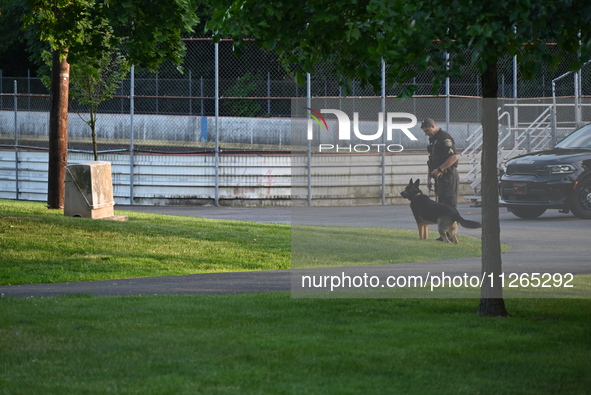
0, 294, 590, 394
291, 225, 492, 268
2, 199, 587, 394
1, 199, 290, 285
0, 199, 492, 285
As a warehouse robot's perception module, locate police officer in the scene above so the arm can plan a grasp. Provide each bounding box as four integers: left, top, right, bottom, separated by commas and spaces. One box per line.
421, 118, 459, 208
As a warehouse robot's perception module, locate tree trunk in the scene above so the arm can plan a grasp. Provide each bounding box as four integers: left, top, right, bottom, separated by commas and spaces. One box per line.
478, 61, 509, 317
90, 109, 98, 161
47, 50, 70, 209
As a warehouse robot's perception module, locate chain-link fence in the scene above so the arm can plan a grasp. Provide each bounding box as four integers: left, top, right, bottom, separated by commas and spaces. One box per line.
2, 39, 591, 205
2, 39, 591, 154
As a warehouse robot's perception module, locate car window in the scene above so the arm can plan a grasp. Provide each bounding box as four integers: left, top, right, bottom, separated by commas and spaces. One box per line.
556, 125, 591, 149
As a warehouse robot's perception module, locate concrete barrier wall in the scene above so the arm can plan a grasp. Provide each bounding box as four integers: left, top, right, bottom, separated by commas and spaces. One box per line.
0, 150, 473, 206
0, 110, 481, 149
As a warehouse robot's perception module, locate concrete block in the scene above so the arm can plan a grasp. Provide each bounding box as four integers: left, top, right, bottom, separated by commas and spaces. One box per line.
64, 161, 115, 219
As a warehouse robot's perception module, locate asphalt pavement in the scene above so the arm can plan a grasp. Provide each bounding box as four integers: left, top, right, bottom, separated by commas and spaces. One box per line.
1, 202, 590, 298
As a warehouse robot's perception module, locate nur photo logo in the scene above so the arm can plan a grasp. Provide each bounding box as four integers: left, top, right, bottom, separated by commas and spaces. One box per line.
305, 109, 419, 153
305, 107, 329, 132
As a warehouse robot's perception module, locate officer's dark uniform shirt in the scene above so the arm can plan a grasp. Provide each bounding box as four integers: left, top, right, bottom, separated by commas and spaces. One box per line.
427, 130, 457, 171
427, 129, 459, 208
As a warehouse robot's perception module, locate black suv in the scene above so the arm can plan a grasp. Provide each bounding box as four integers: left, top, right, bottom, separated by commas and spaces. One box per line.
499, 123, 591, 219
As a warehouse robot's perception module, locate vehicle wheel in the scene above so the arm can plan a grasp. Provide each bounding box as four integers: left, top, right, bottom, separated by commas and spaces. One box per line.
507, 207, 547, 219
570, 179, 591, 219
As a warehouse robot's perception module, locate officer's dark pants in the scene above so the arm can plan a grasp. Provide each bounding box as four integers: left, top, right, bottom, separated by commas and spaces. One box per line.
435, 167, 459, 208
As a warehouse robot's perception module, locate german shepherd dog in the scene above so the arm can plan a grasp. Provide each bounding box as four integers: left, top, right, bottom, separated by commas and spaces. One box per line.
400, 178, 481, 243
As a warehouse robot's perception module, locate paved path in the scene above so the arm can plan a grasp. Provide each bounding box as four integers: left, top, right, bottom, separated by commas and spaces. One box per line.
1, 203, 589, 297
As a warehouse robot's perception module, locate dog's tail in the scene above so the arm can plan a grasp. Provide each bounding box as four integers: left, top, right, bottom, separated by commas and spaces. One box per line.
453, 214, 482, 229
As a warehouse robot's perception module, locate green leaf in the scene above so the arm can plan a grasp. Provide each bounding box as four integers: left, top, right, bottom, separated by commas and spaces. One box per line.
295, 70, 306, 86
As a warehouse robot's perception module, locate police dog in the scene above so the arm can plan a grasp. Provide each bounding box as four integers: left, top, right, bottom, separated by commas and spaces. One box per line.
400, 178, 481, 243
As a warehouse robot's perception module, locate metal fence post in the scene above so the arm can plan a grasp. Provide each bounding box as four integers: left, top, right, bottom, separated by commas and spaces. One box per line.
445, 51, 450, 132
551, 80, 557, 148
14, 80, 19, 200
189, 70, 193, 116
214, 42, 220, 206
27, 69, 31, 110
513, 52, 518, 137
577, 31, 583, 128
129, 65, 135, 205
200, 76, 204, 116
155, 72, 159, 114
267, 71, 271, 115
577, 68, 583, 127
574, 71, 581, 127
381, 58, 386, 205
307, 73, 312, 207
